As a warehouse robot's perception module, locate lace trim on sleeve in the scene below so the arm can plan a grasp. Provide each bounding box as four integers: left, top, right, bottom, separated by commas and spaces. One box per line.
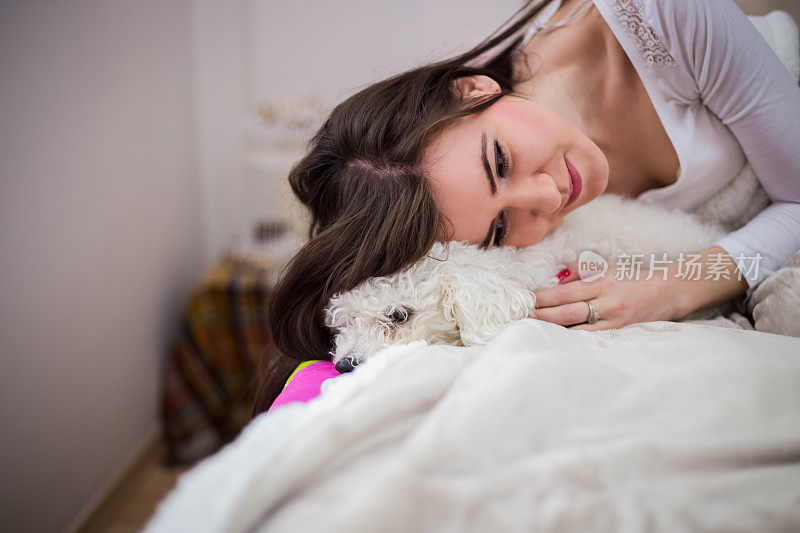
609, 0, 676, 67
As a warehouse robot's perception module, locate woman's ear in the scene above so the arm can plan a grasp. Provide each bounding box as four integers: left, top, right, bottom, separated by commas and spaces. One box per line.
453, 75, 501, 99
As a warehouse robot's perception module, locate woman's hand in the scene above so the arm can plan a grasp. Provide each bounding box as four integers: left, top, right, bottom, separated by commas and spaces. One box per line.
531, 259, 684, 331
531, 246, 750, 331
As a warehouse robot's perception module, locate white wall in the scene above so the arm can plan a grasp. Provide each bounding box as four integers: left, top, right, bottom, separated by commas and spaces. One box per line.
0, 1, 204, 531
249, 0, 524, 103
193, 0, 252, 265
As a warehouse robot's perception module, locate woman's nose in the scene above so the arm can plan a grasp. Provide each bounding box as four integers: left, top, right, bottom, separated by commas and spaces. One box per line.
510, 173, 563, 214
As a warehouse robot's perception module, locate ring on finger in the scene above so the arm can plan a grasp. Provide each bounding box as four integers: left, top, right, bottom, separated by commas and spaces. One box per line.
584, 299, 600, 324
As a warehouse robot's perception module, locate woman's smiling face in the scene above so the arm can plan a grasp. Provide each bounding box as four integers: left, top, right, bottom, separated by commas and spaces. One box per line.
422, 75, 609, 247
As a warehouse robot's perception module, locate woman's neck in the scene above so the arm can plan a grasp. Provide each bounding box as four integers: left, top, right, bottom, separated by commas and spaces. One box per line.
512, 1, 675, 197
513, 1, 621, 150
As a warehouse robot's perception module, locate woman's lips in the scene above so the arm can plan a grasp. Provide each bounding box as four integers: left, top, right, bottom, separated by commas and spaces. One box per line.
565, 157, 582, 207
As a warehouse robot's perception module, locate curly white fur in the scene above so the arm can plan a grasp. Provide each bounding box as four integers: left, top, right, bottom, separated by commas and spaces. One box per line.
325, 194, 729, 367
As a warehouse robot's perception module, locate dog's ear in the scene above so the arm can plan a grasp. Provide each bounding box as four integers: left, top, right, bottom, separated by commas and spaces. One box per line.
438, 264, 535, 347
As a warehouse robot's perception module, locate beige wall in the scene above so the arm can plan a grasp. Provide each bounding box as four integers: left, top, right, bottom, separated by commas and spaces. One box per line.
0, 1, 204, 531
735, 0, 800, 25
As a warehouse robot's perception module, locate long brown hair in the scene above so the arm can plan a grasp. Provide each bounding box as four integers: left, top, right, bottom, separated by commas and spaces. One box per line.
252, 0, 556, 416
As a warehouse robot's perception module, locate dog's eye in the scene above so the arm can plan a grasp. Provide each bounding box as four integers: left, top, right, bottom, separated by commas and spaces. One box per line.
388, 307, 413, 324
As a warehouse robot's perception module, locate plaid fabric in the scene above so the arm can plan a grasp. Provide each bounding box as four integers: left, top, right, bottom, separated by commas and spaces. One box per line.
161, 256, 280, 463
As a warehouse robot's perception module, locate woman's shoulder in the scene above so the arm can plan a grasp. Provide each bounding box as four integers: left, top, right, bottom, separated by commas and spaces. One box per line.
605, 0, 714, 26
620, 0, 745, 61
594, 0, 770, 85
590, 0, 687, 69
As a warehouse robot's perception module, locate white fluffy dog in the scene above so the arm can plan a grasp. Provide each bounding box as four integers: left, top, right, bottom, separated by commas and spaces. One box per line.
325, 194, 731, 371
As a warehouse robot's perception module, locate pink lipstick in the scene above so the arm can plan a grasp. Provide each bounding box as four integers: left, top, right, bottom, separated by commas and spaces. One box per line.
565, 157, 582, 207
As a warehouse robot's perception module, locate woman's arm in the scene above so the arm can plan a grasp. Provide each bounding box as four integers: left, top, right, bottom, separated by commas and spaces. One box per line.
666, 0, 800, 289
714, 203, 800, 290
667, 245, 749, 319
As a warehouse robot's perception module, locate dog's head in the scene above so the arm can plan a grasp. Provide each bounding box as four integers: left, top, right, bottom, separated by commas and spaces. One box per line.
324, 242, 537, 371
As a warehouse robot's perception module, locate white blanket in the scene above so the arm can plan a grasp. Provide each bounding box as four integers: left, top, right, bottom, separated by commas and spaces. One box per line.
147, 320, 800, 532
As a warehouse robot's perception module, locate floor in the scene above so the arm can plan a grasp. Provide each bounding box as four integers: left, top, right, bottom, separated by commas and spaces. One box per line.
77, 441, 189, 533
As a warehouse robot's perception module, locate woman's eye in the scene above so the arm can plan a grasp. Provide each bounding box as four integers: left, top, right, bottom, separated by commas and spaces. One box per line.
494, 141, 507, 178
494, 211, 508, 246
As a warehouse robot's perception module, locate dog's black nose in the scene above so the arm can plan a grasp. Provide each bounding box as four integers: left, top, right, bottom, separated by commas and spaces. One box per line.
335, 357, 359, 374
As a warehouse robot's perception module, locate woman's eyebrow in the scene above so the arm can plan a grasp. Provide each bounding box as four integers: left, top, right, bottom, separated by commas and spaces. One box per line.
480, 130, 498, 248
481, 131, 497, 195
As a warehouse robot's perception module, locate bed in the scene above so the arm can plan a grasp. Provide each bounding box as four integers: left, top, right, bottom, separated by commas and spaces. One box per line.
146, 317, 800, 532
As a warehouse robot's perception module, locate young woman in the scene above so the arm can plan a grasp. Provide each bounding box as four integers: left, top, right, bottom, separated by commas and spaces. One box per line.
252, 0, 800, 414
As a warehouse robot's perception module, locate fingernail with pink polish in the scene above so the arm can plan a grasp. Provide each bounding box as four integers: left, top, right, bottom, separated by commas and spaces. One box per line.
557, 268, 570, 281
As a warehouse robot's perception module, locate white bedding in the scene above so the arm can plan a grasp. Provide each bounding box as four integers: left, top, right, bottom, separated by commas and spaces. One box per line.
147, 320, 800, 532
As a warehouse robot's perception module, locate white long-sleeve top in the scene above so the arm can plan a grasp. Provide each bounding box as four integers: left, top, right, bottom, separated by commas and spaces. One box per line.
516, 0, 800, 293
